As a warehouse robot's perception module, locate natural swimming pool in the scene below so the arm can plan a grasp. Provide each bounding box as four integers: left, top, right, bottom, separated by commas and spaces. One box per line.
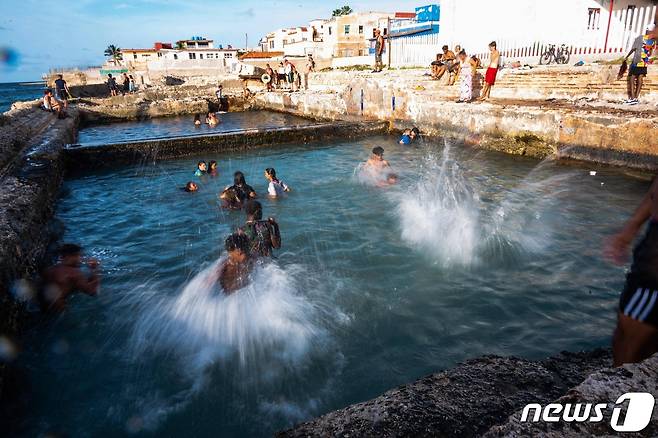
77, 111, 317, 145
20, 134, 647, 436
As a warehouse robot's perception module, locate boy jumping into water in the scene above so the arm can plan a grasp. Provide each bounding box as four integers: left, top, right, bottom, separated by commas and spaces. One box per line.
41, 244, 100, 312
239, 200, 281, 257
605, 176, 658, 366
218, 233, 253, 295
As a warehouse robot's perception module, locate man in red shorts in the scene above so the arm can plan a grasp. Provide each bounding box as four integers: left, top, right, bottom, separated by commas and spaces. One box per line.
479, 41, 499, 101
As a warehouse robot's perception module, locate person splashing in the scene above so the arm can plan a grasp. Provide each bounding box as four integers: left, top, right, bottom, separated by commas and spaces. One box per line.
220, 171, 257, 210
364, 146, 398, 186
216, 233, 253, 295
239, 200, 281, 257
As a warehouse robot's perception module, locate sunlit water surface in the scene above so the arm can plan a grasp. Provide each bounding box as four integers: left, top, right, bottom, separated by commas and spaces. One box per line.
19, 134, 648, 437
77, 111, 318, 145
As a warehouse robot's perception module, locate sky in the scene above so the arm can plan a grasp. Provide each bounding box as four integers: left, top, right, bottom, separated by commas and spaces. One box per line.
0, 0, 417, 82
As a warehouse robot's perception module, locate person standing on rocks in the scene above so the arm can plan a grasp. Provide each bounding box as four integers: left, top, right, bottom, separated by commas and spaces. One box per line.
53, 74, 71, 103
304, 54, 315, 90
478, 41, 500, 101
107, 74, 118, 97
605, 176, 658, 366
623, 24, 656, 105
373, 29, 385, 73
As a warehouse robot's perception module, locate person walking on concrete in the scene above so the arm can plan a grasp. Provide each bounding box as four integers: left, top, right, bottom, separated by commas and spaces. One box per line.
624, 24, 656, 105
373, 29, 385, 73
304, 54, 315, 90
53, 74, 71, 103
478, 41, 500, 101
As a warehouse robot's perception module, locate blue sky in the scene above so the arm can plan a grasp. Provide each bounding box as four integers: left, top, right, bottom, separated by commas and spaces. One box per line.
0, 0, 416, 82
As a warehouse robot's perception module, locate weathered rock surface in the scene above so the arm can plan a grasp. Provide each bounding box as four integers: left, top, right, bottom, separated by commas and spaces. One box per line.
278, 349, 612, 438
485, 354, 658, 437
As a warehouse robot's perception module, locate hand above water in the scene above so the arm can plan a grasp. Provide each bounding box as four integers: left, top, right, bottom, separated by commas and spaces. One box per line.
86, 258, 100, 270
604, 232, 632, 265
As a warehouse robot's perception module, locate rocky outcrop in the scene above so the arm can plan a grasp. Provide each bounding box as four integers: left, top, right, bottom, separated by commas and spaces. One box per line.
486, 354, 658, 437
278, 349, 612, 437
65, 121, 388, 170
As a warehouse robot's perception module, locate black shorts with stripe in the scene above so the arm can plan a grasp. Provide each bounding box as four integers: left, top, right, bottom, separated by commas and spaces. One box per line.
620, 279, 658, 327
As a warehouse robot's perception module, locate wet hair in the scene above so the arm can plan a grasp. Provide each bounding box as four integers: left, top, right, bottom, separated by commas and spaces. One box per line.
234, 171, 246, 186
185, 181, 197, 192
442, 45, 449, 51
194, 114, 200, 121
59, 243, 82, 257
209, 160, 217, 170
489, 41, 497, 48
372, 146, 384, 156
245, 200, 263, 219
198, 161, 206, 169
265, 167, 277, 179
411, 127, 420, 136
225, 233, 250, 254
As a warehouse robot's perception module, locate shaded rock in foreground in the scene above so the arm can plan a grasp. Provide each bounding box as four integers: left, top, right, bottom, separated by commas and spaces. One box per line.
278, 349, 612, 438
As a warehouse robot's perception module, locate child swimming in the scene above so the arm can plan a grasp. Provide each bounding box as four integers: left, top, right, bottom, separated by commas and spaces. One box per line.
208, 160, 218, 177
364, 147, 398, 186
194, 161, 208, 176
216, 233, 253, 295
264, 167, 290, 197
194, 114, 202, 126
239, 200, 281, 257
184, 181, 198, 192
219, 171, 257, 209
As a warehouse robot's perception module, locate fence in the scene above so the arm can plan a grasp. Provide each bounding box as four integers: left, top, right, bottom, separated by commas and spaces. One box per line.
390, 4, 656, 67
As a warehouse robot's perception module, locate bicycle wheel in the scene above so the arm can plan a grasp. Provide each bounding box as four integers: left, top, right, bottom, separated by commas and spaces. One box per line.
540, 51, 552, 65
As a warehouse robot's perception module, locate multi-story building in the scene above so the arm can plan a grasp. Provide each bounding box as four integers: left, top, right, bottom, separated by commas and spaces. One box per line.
121, 42, 172, 69
175, 37, 215, 49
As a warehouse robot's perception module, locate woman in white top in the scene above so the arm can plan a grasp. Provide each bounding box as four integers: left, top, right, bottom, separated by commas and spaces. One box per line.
265, 168, 290, 197
456, 50, 476, 103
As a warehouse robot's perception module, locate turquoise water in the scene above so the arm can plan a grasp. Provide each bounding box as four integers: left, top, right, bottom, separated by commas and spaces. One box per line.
77, 112, 318, 145
20, 135, 647, 436
0, 81, 46, 112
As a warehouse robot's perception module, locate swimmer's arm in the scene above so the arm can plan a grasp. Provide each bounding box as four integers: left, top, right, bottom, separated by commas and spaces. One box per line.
269, 220, 281, 249
72, 269, 100, 296
249, 191, 257, 199
605, 178, 657, 263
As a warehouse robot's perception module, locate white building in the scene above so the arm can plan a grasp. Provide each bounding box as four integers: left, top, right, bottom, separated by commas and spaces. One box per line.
159, 48, 239, 64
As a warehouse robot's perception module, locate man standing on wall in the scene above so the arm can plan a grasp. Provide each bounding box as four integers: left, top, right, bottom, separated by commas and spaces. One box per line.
624, 24, 656, 105
478, 41, 500, 101
373, 29, 385, 73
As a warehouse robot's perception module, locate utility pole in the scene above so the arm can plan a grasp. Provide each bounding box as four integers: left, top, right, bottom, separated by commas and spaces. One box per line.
603, 0, 614, 53
387, 16, 392, 68
245, 33, 248, 50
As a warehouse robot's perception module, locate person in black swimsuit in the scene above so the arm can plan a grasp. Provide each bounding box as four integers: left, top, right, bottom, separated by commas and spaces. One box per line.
238, 200, 281, 257
606, 176, 658, 366
220, 171, 257, 209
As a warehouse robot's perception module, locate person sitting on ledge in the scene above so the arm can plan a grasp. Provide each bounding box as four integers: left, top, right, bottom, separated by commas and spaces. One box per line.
217, 233, 253, 295
194, 114, 202, 126
184, 181, 198, 192
42, 89, 65, 118
41, 244, 100, 313
606, 176, 658, 366
195, 161, 208, 176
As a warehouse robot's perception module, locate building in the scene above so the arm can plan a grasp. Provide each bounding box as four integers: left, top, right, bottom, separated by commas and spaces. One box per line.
159, 48, 239, 63
323, 12, 396, 58
121, 42, 172, 69
176, 37, 215, 49
259, 26, 317, 54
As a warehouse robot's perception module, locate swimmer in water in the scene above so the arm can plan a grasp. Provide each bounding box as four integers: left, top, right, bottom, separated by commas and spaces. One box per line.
194, 114, 202, 126
265, 167, 290, 197
208, 160, 218, 177
184, 181, 198, 192
238, 200, 281, 257
606, 176, 658, 366
41, 244, 100, 312
217, 233, 253, 295
195, 161, 207, 176
365, 146, 398, 186
220, 171, 257, 209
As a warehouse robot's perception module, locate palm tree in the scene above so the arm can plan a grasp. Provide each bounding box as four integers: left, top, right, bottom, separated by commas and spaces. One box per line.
175, 41, 185, 50
332, 5, 353, 16
104, 45, 123, 63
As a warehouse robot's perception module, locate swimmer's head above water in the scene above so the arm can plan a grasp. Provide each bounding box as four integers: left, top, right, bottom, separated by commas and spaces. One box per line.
234, 171, 247, 186
245, 200, 263, 221
185, 181, 198, 192
372, 146, 385, 159
264, 167, 277, 181
197, 161, 207, 172
225, 233, 250, 264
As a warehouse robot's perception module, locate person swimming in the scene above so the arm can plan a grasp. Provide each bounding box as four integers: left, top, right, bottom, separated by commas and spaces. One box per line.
206, 112, 219, 126
399, 127, 420, 145
184, 181, 198, 192
208, 160, 218, 177
365, 146, 398, 186
220, 171, 257, 209
216, 233, 253, 295
194, 114, 202, 126
239, 200, 281, 257
265, 167, 290, 197
194, 161, 208, 176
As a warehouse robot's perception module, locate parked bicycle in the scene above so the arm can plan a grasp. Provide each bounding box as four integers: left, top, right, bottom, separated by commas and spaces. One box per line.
540, 44, 571, 65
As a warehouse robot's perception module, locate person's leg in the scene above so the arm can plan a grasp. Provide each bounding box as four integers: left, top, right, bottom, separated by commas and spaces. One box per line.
479, 83, 490, 100
635, 75, 645, 99
627, 74, 636, 100
436, 65, 447, 80
613, 312, 658, 366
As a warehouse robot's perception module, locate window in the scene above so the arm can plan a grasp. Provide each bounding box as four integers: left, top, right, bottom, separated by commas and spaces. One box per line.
224, 53, 232, 58
587, 8, 601, 30
328, 26, 332, 35
344, 25, 350, 34
173, 54, 178, 60
157, 52, 162, 57
133, 54, 138, 60
283, 39, 288, 46
188, 53, 196, 59
625, 5, 636, 30
199, 54, 203, 59
359, 25, 364, 34
269, 40, 274, 49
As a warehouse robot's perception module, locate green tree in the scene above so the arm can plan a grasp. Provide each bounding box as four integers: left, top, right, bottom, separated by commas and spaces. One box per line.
175, 41, 185, 49
104, 44, 123, 62
332, 5, 353, 16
